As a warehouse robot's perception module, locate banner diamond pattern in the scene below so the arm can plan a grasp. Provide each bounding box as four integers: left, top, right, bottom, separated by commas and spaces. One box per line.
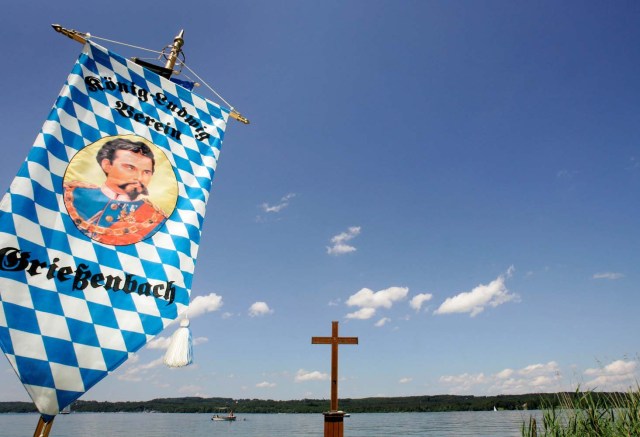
0, 41, 228, 417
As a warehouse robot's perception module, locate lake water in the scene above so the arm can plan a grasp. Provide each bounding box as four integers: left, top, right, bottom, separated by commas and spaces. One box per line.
1, 411, 542, 436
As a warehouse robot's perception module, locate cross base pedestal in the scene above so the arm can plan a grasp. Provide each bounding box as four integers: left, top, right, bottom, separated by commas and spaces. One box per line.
323, 411, 345, 437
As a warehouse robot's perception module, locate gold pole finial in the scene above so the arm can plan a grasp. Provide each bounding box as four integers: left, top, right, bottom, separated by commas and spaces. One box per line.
164, 30, 185, 72
51, 24, 88, 44
230, 111, 250, 125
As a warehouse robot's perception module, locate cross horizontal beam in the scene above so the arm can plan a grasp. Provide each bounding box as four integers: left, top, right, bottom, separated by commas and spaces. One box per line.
311, 337, 358, 345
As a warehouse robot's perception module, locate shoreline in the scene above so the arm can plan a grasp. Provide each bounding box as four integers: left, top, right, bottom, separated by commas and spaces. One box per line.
0, 392, 623, 415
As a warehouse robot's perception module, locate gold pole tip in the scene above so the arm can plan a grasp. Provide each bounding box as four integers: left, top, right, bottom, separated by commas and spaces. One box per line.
230, 111, 250, 125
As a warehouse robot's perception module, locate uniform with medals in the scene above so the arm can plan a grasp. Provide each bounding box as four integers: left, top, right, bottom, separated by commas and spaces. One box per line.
64, 181, 168, 245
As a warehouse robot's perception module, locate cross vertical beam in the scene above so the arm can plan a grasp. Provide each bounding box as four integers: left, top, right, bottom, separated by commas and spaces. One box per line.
312, 321, 358, 412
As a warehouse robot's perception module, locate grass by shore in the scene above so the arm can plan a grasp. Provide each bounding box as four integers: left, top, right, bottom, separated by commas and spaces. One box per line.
521, 387, 640, 436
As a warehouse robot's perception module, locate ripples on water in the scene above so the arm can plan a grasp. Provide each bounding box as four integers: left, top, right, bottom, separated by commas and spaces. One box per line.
0, 410, 542, 436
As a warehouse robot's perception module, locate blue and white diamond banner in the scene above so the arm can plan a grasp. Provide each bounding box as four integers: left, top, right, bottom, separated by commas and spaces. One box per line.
0, 41, 228, 417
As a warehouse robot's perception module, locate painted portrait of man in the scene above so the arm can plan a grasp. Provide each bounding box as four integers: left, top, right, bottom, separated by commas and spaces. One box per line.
63, 135, 178, 245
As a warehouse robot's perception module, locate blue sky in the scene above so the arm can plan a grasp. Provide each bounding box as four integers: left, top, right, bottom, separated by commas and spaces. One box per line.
1, 0, 639, 402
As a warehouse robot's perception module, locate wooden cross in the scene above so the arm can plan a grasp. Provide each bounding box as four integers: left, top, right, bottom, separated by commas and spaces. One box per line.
312, 321, 358, 412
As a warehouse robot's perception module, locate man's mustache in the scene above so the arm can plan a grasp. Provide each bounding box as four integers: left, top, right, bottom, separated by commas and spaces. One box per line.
118, 182, 149, 198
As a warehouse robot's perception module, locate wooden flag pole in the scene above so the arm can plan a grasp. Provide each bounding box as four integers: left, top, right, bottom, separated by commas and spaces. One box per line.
33, 416, 54, 437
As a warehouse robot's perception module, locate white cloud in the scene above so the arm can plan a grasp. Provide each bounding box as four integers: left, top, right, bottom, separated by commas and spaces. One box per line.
260, 193, 296, 213
295, 369, 329, 382
440, 361, 562, 395
164, 293, 224, 327
495, 368, 515, 379
347, 287, 408, 309
519, 362, 559, 376
346, 307, 376, 320
493, 362, 560, 393
249, 301, 274, 317
256, 381, 276, 388
434, 268, 518, 317
147, 336, 173, 350
188, 293, 224, 318
327, 226, 361, 255
375, 317, 391, 327
178, 384, 207, 397
345, 286, 408, 320
438, 359, 640, 395
116, 357, 164, 382
583, 360, 638, 391
410, 293, 433, 312
399, 377, 413, 384
557, 169, 578, 179
194, 337, 208, 346
593, 272, 624, 280
491, 361, 562, 394
584, 360, 636, 376
439, 373, 487, 393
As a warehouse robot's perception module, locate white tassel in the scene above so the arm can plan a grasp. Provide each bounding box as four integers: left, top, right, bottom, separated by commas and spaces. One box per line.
163, 318, 193, 367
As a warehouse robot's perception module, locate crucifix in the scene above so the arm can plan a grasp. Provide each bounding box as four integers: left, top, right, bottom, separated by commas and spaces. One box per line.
312, 321, 358, 412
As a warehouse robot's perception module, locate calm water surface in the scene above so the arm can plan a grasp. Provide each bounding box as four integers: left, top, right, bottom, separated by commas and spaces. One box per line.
1, 411, 542, 436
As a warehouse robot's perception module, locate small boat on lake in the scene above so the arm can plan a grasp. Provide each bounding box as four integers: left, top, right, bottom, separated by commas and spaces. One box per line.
211, 409, 236, 421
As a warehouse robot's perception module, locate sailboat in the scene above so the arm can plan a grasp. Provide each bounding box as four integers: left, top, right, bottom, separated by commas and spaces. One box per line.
0, 25, 248, 437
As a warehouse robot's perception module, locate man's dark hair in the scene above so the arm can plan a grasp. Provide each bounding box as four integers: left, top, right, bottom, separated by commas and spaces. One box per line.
96, 138, 155, 173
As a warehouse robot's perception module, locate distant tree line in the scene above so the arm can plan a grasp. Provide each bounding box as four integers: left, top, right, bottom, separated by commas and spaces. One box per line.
0, 393, 625, 414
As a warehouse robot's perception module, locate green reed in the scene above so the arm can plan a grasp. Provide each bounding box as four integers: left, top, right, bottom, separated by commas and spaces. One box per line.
521, 387, 640, 436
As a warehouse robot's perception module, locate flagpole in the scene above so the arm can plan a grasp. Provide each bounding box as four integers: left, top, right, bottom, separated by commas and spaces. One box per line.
33, 416, 54, 437
51, 24, 88, 44
164, 30, 185, 72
